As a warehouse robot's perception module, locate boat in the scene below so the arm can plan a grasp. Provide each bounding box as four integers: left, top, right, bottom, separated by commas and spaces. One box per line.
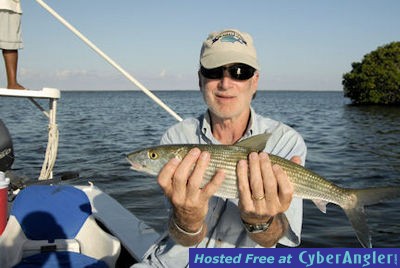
0, 3, 183, 266
0, 88, 160, 267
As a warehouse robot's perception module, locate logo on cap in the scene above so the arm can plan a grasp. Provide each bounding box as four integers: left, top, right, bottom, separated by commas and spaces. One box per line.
211, 30, 247, 45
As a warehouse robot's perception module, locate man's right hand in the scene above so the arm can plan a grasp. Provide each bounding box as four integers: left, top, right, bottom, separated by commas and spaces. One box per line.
157, 148, 225, 236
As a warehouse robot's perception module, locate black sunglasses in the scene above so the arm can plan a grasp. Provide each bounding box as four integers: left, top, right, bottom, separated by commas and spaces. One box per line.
200, 64, 256, 81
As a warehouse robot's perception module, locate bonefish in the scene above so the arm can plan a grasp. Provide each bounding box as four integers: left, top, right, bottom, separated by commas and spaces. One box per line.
127, 133, 400, 248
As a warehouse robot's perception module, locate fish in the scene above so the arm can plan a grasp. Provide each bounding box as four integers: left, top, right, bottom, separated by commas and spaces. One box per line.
126, 133, 400, 248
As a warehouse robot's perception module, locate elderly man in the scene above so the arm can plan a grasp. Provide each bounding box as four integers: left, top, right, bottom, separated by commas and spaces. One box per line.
134, 28, 306, 268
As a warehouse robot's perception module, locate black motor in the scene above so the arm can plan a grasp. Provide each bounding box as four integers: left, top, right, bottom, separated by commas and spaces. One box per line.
0, 119, 14, 172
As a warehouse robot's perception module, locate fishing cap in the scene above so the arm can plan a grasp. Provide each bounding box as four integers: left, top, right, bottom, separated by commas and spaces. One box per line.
200, 29, 259, 70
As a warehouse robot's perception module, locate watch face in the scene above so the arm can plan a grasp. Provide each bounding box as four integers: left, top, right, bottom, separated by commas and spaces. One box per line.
243, 217, 274, 233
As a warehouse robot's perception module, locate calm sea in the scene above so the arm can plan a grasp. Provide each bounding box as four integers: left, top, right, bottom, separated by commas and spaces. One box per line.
1, 90, 399, 248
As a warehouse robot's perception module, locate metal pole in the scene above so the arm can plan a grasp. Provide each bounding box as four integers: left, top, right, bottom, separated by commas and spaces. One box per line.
35, 0, 183, 122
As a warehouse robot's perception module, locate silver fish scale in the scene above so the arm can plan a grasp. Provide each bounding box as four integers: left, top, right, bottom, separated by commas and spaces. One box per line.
193, 144, 249, 198
198, 146, 352, 203
269, 155, 352, 205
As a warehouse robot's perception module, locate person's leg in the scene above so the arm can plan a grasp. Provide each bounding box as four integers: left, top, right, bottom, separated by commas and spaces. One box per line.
2, 49, 24, 89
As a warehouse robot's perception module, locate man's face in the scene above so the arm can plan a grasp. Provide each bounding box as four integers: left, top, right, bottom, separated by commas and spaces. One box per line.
199, 64, 259, 121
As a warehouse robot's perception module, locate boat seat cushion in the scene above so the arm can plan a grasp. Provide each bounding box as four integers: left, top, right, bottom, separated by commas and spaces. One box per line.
13, 251, 108, 268
11, 185, 92, 241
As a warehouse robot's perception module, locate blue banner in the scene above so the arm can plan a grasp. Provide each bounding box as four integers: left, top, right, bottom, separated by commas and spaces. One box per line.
190, 248, 399, 267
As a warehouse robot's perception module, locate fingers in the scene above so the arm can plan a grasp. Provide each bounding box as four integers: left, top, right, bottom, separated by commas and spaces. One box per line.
249, 152, 266, 202
290, 155, 302, 165
157, 148, 202, 200
259, 153, 278, 204
186, 150, 211, 198
202, 169, 225, 198
237, 159, 251, 207
273, 164, 294, 212
173, 148, 201, 193
238, 152, 297, 221
157, 157, 181, 197
158, 147, 223, 202
178, 148, 226, 200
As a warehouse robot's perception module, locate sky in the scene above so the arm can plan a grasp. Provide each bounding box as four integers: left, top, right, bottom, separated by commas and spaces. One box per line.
2, 0, 400, 91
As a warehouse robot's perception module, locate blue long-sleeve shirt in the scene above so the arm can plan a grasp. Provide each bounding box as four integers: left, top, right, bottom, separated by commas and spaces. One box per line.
135, 107, 307, 268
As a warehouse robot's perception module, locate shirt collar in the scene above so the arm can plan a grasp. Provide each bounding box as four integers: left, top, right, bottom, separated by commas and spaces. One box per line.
199, 107, 255, 144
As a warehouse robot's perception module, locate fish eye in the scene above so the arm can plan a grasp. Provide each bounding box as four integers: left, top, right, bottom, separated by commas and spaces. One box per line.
148, 150, 158, 160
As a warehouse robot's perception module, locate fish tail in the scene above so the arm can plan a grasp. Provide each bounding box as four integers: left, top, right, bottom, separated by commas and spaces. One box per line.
343, 186, 400, 248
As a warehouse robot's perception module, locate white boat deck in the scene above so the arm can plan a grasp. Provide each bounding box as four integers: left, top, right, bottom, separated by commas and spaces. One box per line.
0, 87, 60, 99
78, 185, 160, 261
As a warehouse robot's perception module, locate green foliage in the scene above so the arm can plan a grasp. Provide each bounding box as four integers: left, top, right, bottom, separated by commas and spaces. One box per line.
342, 42, 400, 104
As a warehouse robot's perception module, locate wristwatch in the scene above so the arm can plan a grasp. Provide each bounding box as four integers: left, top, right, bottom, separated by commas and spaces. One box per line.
242, 216, 274, 234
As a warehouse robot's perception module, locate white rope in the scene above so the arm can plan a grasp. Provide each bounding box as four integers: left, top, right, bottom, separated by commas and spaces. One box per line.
39, 123, 58, 180
35, 0, 183, 122
39, 98, 59, 180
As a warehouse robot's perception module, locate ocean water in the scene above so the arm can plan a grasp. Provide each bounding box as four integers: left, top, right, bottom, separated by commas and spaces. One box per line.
1, 90, 399, 248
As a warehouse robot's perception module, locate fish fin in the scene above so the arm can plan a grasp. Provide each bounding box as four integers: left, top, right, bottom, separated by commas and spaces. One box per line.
342, 187, 400, 248
235, 133, 272, 151
343, 206, 371, 248
311, 199, 328, 213
355, 186, 400, 206
281, 213, 300, 245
